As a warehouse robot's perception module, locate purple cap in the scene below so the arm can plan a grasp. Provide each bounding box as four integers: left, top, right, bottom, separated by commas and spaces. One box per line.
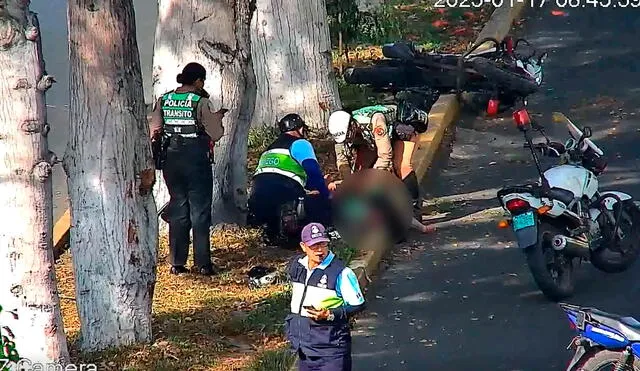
301, 223, 330, 246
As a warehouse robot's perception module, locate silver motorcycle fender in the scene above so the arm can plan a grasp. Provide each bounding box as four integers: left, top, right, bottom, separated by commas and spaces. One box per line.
565, 337, 598, 371
589, 191, 634, 221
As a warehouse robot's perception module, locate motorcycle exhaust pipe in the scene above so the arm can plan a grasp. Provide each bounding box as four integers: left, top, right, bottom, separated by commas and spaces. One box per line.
551, 235, 591, 258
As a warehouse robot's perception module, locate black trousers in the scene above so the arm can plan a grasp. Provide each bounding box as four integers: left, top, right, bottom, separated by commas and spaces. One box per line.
248, 174, 332, 240
162, 136, 213, 268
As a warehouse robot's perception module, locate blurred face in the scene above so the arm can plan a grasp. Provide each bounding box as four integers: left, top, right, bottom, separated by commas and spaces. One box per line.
300, 241, 329, 267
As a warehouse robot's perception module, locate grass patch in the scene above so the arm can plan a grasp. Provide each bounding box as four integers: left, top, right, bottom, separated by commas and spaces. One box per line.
245, 347, 297, 371
248, 124, 280, 154
331, 239, 358, 265
56, 225, 297, 370
222, 289, 292, 337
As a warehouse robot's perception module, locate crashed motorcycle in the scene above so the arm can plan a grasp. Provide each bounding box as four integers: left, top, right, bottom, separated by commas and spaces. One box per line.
496, 109, 640, 301
561, 302, 640, 370
344, 36, 546, 114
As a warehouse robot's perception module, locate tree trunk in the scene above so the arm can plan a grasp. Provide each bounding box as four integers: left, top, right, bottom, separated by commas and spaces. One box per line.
0, 1, 69, 365
250, 0, 341, 131
153, 0, 256, 225
65, 0, 158, 352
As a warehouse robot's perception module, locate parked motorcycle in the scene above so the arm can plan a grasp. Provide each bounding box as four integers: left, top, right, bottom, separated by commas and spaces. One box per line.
561, 303, 640, 370
496, 109, 640, 301
343, 36, 547, 114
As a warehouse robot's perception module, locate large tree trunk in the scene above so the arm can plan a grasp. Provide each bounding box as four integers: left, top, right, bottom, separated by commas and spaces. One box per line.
65, 0, 158, 352
0, 1, 69, 364
153, 0, 256, 225
250, 0, 341, 131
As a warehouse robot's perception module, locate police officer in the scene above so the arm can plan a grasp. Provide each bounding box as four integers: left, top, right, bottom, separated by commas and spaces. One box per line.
285, 222, 365, 370
327, 99, 435, 234
247, 114, 332, 241
149, 62, 226, 276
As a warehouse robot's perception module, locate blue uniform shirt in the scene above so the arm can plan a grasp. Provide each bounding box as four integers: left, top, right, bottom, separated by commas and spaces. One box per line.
298, 252, 365, 308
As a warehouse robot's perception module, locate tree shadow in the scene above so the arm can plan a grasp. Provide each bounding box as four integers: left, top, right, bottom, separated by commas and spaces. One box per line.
351, 216, 640, 371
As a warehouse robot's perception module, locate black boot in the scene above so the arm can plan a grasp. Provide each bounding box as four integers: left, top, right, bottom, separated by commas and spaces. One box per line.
402, 171, 422, 218
195, 263, 220, 276
170, 265, 189, 275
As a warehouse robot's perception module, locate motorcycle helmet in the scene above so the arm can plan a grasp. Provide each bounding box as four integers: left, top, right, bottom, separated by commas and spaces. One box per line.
397, 100, 428, 133
278, 113, 308, 133
328, 110, 352, 144
247, 265, 286, 289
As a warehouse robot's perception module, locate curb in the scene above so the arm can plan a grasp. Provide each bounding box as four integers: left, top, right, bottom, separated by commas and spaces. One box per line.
289, 5, 527, 369
352, 2, 528, 290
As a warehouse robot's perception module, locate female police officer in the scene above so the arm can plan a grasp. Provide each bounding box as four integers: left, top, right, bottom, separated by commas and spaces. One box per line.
149, 62, 226, 276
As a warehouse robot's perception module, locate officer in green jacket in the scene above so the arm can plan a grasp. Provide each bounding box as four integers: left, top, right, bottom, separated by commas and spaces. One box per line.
150, 62, 227, 276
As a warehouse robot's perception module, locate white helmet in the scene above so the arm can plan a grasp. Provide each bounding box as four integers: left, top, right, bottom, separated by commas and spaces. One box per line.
328, 110, 351, 144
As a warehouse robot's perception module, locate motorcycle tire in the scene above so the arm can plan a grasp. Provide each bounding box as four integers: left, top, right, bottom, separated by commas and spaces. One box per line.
573, 349, 640, 371
524, 220, 576, 301
469, 57, 540, 97
590, 200, 640, 273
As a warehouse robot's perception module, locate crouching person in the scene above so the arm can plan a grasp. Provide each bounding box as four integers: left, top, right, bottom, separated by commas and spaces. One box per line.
285, 222, 366, 371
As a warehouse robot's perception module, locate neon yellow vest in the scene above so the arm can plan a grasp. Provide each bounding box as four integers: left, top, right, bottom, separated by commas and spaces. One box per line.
254, 148, 308, 187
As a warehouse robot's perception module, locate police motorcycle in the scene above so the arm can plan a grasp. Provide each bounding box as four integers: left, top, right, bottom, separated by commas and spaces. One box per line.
497, 108, 640, 301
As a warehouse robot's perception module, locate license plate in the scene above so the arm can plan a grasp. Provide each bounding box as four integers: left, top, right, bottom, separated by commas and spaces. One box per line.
512, 211, 535, 231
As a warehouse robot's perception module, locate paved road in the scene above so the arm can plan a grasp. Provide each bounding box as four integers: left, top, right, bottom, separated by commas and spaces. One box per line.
32, 0, 157, 222
352, 7, 640, 370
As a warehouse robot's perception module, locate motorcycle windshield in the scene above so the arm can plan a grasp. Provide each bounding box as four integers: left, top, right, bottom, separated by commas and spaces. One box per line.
561, 114, 605, 156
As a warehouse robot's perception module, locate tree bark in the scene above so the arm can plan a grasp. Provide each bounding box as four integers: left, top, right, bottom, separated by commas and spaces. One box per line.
0, 0, 69, 365
250, 0, 341, 131
65, 0, 158, 351
153, 0, 256, 225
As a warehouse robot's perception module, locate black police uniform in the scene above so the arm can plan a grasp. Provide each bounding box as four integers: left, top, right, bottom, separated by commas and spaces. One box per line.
159, 90, 214, 273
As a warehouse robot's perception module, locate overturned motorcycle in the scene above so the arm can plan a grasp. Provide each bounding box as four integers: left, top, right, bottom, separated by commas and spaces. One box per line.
496, 109, 640, 301
344, 36, 547, 115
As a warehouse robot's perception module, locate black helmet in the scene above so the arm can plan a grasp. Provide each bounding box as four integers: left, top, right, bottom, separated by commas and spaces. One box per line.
397, 100, 428, 133
278, 113, 308, 133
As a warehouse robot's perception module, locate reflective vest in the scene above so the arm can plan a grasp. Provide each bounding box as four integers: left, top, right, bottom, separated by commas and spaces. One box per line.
338, 105, 396, 168
254, 134, 308, 187
351, 104, 396, 145
285, 252, 351, 357
161, 91, 202, 138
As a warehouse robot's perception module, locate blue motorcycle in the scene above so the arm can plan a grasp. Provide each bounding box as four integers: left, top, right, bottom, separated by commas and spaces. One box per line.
561, 303, 640, 370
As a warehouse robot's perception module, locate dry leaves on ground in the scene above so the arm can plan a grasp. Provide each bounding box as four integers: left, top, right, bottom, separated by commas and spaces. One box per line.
56, 225, 297, 371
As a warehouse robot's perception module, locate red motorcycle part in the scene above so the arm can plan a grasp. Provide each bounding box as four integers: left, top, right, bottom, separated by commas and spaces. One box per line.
486, 99, 500, 116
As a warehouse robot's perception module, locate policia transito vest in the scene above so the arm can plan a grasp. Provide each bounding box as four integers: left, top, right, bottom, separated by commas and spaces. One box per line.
285, 252, 351, 357
351, 104, 396, 146
161, 91, 203, 138
254, 134, 308, 188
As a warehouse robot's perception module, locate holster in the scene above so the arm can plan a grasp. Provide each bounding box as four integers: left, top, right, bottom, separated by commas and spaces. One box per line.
152, 132, 170, 170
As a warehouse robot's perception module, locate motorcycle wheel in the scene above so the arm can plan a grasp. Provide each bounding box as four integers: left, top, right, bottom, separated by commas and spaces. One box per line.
574, 349, 640, 371
591, 200, 640, 273
524, 221, 576, 301
469, 56, 539, 97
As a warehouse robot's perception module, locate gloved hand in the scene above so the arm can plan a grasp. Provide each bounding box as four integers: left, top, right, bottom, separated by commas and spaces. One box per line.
393, 123, 417, 141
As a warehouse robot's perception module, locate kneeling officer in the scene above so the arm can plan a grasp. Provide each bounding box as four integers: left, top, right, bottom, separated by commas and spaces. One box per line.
247, 114, 332, 241
150, 62, 226, 276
